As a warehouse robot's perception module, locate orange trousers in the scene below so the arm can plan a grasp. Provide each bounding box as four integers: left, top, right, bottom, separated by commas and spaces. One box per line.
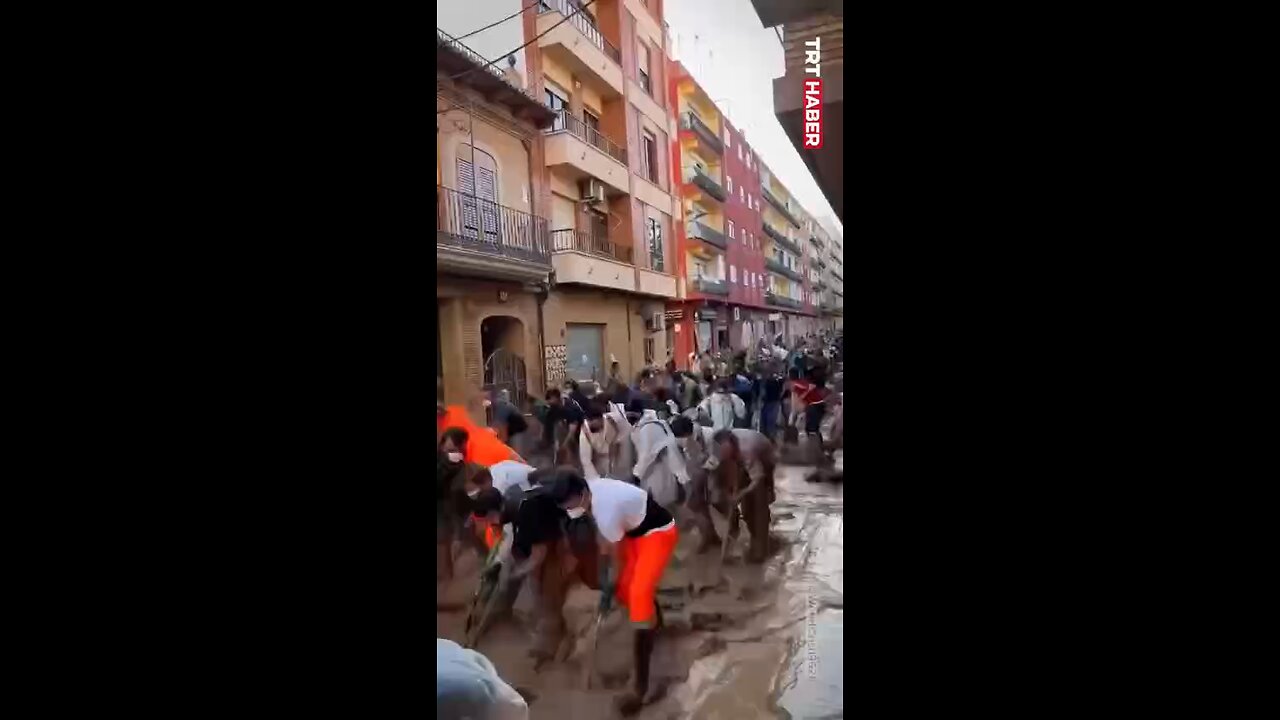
616, 525, 678, 626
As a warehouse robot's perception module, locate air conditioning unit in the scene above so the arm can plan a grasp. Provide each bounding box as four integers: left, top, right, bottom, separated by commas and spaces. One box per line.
580, 179, 606, 204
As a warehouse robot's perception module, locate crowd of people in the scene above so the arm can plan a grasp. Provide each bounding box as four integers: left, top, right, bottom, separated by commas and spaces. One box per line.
436, 332, 842, 718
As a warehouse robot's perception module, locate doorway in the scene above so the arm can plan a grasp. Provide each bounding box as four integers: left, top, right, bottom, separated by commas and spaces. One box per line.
481, 315, 528, 415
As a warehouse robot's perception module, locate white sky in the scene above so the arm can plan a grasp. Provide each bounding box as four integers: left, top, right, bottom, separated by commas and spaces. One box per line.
666, 0, 842, 237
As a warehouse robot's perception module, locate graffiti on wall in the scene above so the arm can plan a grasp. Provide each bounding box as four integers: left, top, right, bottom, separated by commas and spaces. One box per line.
544, 344, 566, 390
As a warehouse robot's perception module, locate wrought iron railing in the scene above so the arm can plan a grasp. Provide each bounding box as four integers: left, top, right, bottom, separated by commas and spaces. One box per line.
550, 228, 634, 264
545, 109, 627, 164
681, 112, 723, 155
538, 0, 622, 64
436, 29, 538, 101
691, 277, 729, 295
437, 185, 550, 264
687, 221, 727, 250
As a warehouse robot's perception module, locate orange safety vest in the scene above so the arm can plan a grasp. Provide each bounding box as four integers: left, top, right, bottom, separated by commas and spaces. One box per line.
439, 405, 524, 466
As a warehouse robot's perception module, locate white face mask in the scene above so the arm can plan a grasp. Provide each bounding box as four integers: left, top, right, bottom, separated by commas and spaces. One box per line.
447, 452, 464, 463
466, 489, 480, 499
565, 506, 587, 519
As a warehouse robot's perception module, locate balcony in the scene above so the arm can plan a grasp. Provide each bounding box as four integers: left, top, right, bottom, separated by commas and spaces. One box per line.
765, 291, 802, 310
761, 221, 801, 254
687, 220, 727, 250
761, 185, 802, 227
687, 167, 727, 203
681, 112, 723, 156
437, 185, 551, 282
544, 110, 630, 195
691, 276, 730, 296
765, 257, 803, 282
537, 0, 624, 97
551, 228, 633, 264
809, 235, 825, 251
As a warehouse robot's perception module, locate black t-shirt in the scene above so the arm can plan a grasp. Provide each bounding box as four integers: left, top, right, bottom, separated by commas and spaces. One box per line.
549, 398, 585, 426
626, 493, 675, 538
511, 489, 565, 559
762, 376, 784, 403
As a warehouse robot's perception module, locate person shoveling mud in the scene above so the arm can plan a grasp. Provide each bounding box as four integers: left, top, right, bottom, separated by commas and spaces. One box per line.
671, 418, 776, 563
548, 470, 677, 716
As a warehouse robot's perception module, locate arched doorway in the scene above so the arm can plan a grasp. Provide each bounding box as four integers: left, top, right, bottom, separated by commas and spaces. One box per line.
481, 315, 527, 416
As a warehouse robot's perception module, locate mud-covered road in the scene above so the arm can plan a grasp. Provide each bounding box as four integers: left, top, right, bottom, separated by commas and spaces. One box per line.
437, 451, 843, 719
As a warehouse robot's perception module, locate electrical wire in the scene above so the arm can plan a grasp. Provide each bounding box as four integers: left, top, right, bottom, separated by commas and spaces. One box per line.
450, 0, 544, 42
440, 0, 599, 95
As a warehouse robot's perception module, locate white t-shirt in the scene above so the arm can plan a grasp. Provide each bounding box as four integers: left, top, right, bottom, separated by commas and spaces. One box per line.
587, 478, 649, 543
488, 461, 535, 494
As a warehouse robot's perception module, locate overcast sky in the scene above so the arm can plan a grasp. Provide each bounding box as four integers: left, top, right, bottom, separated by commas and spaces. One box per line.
666, 0, 842, 235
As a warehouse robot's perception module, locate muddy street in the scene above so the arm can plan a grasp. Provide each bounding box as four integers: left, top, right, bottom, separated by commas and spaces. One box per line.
437, 451, 843, 719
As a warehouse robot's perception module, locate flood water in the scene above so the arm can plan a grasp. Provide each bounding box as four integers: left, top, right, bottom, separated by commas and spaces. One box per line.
437, 450, 844, 719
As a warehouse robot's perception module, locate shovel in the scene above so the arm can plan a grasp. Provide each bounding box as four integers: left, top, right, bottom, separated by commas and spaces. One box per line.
581, 604, 612, 689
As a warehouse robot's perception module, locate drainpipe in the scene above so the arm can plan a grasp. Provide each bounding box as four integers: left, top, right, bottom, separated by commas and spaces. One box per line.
523, 135, 548, 397
536, 282, 549, 398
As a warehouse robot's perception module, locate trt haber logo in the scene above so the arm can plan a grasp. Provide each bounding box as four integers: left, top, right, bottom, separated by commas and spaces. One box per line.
803, 38, 822, 148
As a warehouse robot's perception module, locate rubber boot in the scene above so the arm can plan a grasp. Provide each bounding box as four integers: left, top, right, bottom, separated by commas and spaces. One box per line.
617, 628, 656, 716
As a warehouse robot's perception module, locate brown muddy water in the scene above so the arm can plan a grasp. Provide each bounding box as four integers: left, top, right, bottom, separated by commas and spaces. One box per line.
437, 452, 843, 719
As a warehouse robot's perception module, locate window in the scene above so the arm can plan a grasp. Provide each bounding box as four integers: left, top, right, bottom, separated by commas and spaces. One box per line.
642, 131, 658, 183
647, 217, 664, 271
728, 220, 734, 239
726, 175, 733, 194
584, 109, 600, 133
724, 130, 731, 148
730, 265, 737, 283
738, 144, 743, 161
694, 259, 706, 278
545, 86, 568, 130
739, 186, 745, 203
637, 41, 651, 95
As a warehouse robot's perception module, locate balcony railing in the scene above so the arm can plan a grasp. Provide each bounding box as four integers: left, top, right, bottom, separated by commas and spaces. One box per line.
437, 29, 538, 102
550, 228, 634, 264
437, 185, 550, 264
687, 221, 727, 250
691, 276, 729, 295
765, 291, 802, 309
761, 185, 802, 227
809, 235, 825, 250
538, 0, 622, 65
681, 112, 723, 155
546, 109, 627, 165
761, 221, 801, 254
765, 256, 803, 282
687, 167, 727, 202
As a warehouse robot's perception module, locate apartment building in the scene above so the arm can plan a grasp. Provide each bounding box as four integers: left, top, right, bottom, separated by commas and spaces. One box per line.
524, 0, 679, 385
435, 29, 558, 421
665, 61, 777, 364
758, 158, 820, 344
823, 219, 844, 331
